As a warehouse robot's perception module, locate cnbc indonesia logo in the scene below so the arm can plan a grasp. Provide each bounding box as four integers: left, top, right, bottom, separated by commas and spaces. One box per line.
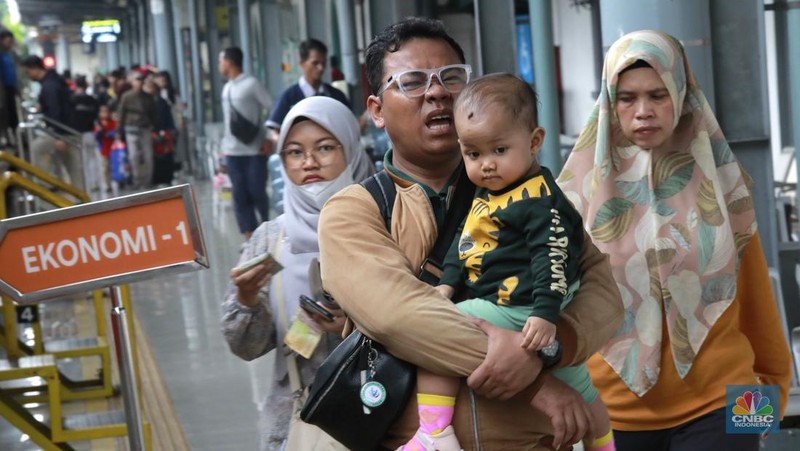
731, 389, 774, 429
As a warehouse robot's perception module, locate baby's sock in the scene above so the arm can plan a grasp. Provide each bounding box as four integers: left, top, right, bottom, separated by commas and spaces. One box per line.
402, 393, 456, 451
584, 430, 615, 451
417, 393, 455, 434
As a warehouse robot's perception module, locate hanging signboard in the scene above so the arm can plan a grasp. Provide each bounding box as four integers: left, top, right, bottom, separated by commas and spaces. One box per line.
0, 185, 208, 304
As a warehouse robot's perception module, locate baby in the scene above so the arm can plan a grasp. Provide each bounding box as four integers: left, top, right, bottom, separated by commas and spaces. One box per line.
403, 74, 614, 451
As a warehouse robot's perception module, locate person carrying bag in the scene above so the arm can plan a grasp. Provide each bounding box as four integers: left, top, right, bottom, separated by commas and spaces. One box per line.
220, 96, 375, 450
218, 46, 274, 239
300, 169, 473, 450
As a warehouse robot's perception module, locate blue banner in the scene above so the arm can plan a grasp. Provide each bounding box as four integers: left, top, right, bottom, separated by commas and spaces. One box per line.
516, 16, 534, 84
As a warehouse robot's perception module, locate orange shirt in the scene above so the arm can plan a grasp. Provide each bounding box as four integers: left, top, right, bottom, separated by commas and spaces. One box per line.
588, 234, 792, 431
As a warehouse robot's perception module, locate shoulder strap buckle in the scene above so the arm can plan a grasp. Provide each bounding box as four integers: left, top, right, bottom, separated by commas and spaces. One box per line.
418, 258, 444, 285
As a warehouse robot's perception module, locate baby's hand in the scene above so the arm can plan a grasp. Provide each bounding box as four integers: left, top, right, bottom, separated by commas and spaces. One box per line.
435, 284, 455, 299
521, 317, 556, 352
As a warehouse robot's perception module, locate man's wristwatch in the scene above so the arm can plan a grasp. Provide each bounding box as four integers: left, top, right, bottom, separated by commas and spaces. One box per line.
538, 338, 562, 369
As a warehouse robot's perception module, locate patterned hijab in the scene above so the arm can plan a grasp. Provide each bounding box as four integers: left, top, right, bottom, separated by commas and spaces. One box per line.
557, 30, 756, 396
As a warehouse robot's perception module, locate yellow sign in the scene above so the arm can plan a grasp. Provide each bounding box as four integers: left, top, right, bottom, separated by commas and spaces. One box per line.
83, 19, 120, 28
215, 6, 230, 31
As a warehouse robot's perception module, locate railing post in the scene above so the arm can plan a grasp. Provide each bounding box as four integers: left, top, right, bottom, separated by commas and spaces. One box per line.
109, 285, 145, 451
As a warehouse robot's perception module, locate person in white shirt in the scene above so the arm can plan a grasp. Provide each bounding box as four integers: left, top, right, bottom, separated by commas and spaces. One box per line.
219, 46, 274, 239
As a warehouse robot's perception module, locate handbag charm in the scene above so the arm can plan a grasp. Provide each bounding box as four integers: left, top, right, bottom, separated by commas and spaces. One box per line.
359, 339, 386, 413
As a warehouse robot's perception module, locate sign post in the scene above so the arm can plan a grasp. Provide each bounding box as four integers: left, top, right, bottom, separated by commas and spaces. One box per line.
0, 185, 208, 450
111, 285, 146, 450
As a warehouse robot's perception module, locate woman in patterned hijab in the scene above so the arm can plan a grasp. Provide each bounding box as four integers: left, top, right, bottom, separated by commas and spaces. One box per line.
558, 30, 791, 450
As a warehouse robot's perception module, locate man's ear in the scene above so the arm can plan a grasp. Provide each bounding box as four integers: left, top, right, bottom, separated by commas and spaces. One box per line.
366, 95, 385, 129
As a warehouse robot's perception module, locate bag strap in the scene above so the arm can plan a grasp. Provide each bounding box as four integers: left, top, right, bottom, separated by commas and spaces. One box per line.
272, 229, 304, 395
226, 82, 247, 120
359, 167, 474, 286
226, 85, 240, 116
360, 170, 396, 231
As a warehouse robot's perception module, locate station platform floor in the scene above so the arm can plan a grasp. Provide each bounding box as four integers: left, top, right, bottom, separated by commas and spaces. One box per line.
128, 178, 275, 450
0, 178, 275, 450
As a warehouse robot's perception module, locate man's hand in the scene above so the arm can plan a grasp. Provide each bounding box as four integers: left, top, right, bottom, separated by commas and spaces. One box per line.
521, 317, 556, 352
466, 318, 543, 400
530, 374, 592, 450
260, 138, 274, 156
53, 139, 69, 153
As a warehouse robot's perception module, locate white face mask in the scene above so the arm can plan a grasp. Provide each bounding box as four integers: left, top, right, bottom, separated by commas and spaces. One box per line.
293, 168, 354, 211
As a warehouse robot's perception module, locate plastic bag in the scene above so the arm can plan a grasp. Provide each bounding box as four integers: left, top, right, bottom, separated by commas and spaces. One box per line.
110, 140, 131, 183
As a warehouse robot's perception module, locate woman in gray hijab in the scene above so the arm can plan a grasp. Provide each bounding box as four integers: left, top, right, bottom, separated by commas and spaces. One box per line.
221, 97, 374, 450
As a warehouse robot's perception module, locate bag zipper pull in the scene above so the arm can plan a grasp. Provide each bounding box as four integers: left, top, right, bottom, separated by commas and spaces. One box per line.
359, 339, 387, 412
359, 339, 372, 414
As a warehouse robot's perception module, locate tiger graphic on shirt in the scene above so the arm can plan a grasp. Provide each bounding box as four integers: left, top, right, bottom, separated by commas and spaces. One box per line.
457, 175, 552, 303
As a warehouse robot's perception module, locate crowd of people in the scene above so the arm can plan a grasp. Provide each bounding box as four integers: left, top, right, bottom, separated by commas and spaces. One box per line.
7, 38, 182, 196
218, 16, 793, 451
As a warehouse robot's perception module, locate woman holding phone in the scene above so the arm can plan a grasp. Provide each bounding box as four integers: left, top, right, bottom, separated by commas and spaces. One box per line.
221, 96, 374, 450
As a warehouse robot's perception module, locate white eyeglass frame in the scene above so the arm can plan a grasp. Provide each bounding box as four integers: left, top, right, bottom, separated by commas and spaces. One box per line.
376, 64, 472, 98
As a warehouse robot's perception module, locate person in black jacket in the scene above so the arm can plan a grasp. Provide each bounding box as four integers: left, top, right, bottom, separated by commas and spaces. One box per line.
144, 75, 176, 186
22, 55, 84, 189
94, 77, 112, 107
72, 76, 103, 194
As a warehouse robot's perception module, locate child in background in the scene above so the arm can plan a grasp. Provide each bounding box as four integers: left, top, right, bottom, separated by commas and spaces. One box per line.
402, 74, 614, 451
94, 104, 117, 193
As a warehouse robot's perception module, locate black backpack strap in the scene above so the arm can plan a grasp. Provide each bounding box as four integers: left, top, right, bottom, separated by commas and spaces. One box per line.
361, 167, 475, 287
360, 170, 396, 231
418, 167, 475, 285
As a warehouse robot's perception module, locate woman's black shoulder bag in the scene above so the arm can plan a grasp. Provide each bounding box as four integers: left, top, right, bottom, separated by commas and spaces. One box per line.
300, 169, 473, 450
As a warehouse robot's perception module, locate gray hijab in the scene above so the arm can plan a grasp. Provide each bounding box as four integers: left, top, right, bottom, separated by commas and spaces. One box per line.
277, 96, 375, 254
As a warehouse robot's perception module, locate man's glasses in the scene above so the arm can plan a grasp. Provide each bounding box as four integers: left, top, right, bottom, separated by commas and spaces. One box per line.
280, 143, 343, 168
377, 64, 472, 98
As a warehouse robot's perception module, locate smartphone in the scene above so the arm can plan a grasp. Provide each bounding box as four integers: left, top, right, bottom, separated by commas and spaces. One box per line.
299, 294, 335, 322
234, 253, 283, 274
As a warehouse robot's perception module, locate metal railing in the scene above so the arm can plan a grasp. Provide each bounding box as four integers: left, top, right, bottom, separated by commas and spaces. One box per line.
17, 113, 83, 153
15, 113, 87, 193
0, 151, 90, 217
0, 162, 152, 448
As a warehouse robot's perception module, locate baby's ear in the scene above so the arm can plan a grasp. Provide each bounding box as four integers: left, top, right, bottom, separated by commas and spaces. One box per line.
530, 127, 546, 153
